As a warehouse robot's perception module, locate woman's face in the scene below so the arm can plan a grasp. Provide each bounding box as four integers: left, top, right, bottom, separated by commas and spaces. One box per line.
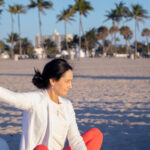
51, 69, 73, 96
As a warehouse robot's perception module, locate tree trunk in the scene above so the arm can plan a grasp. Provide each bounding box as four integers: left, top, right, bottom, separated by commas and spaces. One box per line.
114, 33, 117, 53
38, 9, 45, 58
128, 40, 131, 54
79, 14, 82, 58
110, 34, 113, 54
134, 19, 137, 55
64, 21, 70, 59
102, 40, 105, 55
80, 18, 89, 55
18, 14, 22, 55
11, 13, 14, 59
38, 9, 42, 47
147, 37, 149, 54
125, 39, 128, 54
64, 21, 68, 51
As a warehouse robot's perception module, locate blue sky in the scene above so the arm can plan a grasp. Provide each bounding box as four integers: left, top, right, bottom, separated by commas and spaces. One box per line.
0, 0, 150, 45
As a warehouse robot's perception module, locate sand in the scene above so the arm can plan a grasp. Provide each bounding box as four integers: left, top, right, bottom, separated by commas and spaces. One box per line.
0, 57, 150, 150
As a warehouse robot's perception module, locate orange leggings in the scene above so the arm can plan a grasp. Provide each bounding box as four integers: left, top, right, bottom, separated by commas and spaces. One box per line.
34, 128, 103, 150
65, 128, 103, 150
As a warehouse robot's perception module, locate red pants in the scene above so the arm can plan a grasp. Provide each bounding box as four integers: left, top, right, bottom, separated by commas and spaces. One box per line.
34, 128, 103, 150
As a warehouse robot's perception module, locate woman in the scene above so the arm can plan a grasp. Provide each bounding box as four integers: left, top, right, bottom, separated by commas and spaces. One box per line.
0, 58, 103, 150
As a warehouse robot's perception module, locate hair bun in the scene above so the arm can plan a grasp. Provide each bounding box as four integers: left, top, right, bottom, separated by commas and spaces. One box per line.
32, 69, 46, 89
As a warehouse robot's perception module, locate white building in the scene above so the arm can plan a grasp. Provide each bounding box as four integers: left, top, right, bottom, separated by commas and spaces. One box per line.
35, 30, 73, 53
51, 30, 61, 53
34, 47, 46, 59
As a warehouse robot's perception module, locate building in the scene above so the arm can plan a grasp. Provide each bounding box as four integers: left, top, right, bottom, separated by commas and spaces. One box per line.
35, 30, 73, 53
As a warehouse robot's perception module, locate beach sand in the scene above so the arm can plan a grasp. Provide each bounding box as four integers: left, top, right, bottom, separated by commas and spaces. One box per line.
0, 57, 150, 150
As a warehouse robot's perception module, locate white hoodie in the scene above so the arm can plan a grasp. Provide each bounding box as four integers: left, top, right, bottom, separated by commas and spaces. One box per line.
0, 87, 87, 150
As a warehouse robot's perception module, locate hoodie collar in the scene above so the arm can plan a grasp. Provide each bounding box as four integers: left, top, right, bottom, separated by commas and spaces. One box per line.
44, 89, 63, 104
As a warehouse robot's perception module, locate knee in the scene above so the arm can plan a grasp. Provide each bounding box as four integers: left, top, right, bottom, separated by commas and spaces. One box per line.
90, 128, 103, 139
33, 144, 48, 150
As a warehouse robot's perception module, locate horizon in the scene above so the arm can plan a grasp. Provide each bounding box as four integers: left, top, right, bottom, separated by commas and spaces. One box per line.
0, 0, 150, 46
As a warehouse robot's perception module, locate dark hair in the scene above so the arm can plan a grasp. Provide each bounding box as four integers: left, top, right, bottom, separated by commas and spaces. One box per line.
32, 58, 73, 89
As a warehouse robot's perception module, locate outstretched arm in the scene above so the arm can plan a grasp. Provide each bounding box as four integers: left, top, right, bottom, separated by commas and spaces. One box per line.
67, 102, 87, 150
0, 86, 38, 110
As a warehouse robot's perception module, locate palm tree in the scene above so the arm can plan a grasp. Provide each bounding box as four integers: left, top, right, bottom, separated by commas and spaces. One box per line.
105, 1, 127, 27
120, 26, 133, 53
21, 38, 34, 55
0, 40, 5, 52
6, 33, 19, 55
105, 9, 117, 25
0, 40, 10, 54
8, 5, 17, 58
13, 4, 26, 55
57, 8, 74, 52
129, 4, 148, 54
109, 24, 119, 53
97, 26, 109, 54
28, 0, 53, 48
73, 0, 93, 57
85, 28, 98, 53
43, 38, 56, 55
105, 9, 119, 53
114, 2, 130, 25
6, 33, 19, 44
68, 34, 79, 49
141, 28, 150, 53
105, 2, 129, 54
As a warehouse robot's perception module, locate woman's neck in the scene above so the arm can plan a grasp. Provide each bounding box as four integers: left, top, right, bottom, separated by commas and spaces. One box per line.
46, 88, 60, 104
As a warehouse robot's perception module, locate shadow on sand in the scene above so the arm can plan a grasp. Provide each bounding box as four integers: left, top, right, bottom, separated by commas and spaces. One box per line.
75, 101, 150, 150
0, 73, 150, 80
0, 105, 22, 150
74, 75, 150, 80
0, 133, 21, 150
0, 102, 150, 150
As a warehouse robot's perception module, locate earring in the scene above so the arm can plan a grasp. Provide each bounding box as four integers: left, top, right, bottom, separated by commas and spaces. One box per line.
52, 86, 54, 89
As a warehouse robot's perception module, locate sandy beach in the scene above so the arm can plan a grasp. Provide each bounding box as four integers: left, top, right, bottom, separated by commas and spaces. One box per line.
0, 57, 150, 150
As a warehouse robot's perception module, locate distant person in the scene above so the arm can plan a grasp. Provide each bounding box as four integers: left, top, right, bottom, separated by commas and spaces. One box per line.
0, 58, 103, 150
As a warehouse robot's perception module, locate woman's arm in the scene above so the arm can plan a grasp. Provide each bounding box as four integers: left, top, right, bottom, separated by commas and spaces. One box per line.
0, 86, 38, 110
67, 102, 87, 150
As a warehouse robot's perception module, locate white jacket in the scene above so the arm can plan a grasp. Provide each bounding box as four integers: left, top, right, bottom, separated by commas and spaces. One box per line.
0, 87, 87, 150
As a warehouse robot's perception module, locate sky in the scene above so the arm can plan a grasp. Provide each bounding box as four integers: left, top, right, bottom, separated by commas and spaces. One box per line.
0, 0, 150, 46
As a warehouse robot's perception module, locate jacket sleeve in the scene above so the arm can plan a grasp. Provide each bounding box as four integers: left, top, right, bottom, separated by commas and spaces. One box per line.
67, 102, 87, 150
0, 86, 37, 110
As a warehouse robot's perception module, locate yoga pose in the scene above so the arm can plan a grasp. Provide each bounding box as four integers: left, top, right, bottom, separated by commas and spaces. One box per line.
0, 58, 103, 150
